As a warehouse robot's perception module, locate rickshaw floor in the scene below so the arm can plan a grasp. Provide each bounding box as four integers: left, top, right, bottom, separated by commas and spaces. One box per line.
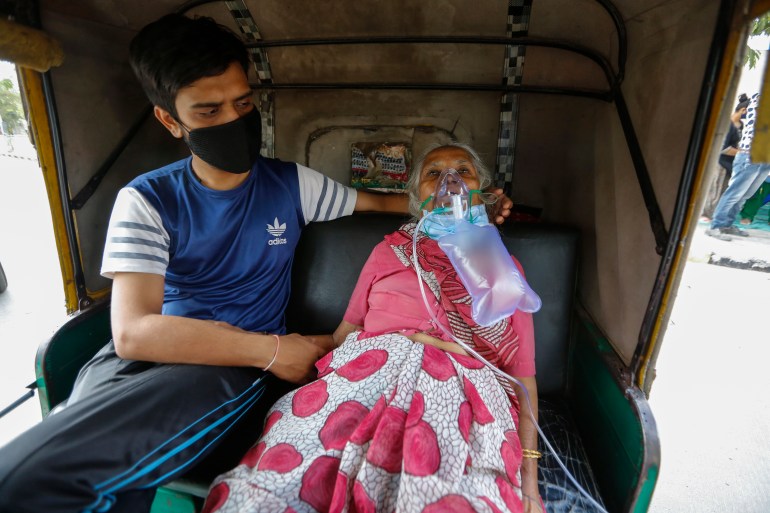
537, 397, 606, 513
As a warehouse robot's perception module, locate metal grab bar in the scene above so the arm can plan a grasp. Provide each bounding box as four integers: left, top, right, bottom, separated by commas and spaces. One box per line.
0, 382, 38, 420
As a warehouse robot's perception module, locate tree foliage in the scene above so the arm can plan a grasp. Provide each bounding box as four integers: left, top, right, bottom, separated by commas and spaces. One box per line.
0, 77, 25, 135
745, 13, 770, 70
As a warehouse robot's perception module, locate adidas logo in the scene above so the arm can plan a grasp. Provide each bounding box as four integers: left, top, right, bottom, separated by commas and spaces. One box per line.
267, 217, 286, 237
267, 217, 288, 246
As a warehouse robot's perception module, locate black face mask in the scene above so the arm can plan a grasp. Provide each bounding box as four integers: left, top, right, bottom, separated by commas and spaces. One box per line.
180, 108, 262, 174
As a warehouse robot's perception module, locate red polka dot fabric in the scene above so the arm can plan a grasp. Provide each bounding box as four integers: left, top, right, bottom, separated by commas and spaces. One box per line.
203, 333, 525, 513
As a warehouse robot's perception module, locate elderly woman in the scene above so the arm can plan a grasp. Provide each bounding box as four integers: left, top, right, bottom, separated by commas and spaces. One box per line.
203, 143, 543, 513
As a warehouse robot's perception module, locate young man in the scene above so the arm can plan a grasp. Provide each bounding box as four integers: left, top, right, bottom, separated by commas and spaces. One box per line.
701, 95, 749, 220
0, 14, 511, 513
707, 93, 770, 241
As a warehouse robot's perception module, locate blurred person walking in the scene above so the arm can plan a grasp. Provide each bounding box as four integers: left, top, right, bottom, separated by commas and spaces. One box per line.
702, 94, 750, 220
707, 93, 770, 241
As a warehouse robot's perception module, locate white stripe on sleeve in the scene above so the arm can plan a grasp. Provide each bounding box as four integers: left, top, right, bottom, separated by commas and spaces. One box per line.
297, 164, 357, 224
101, 187, 170, 279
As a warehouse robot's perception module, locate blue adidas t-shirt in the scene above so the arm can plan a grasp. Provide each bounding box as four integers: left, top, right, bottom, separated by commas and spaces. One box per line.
101, 156, 356, 333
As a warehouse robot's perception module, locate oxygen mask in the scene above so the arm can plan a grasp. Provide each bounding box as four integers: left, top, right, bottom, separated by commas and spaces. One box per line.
420, 168, 488, 239
433, 168, 470, 220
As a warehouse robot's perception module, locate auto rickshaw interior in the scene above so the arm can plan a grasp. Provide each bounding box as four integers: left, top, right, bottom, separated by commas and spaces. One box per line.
1, 0, 766, 511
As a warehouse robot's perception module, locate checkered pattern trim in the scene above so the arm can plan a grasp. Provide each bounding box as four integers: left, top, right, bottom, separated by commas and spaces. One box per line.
225, 0, 273, 83
258, 92, 275, 157
495, 0, 532, 191
225, 0, 275, 157
496, 93, 519, 188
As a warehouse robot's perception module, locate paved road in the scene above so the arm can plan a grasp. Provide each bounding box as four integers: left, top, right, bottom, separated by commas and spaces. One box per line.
690, 217, 770, 271
0, 154, 67, 447
648, 225, 770, 512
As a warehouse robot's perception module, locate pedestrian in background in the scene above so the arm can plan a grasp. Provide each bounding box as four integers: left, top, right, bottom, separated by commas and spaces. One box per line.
707, 93, 770, 241
701, 94, 750, 220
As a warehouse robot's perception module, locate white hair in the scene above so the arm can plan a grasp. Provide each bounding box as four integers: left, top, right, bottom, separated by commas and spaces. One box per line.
406, 142, 494, 218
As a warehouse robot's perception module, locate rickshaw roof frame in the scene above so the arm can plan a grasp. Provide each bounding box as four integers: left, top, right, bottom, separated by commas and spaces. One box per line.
244, 35, 619, 88
175, 0, 630, 82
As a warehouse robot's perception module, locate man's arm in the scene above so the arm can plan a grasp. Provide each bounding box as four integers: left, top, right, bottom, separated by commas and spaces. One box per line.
354, 189, 513, 223
354, 190, 410, 214
111, 272, 323, 383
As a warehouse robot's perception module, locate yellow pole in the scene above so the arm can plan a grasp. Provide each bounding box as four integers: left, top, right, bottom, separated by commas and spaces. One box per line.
749, 0, 770, 163
17, 68, 79, 313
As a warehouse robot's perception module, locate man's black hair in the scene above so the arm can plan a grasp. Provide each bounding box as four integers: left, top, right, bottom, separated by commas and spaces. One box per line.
129, 14, 250, 117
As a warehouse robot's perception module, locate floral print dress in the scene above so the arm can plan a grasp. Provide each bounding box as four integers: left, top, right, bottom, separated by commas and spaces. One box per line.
203, 332, 524, 513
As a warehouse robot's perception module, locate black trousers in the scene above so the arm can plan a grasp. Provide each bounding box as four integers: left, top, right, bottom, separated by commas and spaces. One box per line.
0, 342, 290, 513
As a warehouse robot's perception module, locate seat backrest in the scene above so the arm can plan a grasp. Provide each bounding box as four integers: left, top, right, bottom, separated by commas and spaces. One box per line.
35, 301, 112, 414
286, 213, 579, 395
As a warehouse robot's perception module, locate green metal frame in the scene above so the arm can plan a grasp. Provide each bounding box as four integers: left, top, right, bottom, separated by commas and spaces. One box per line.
34, 301, 112, 416
33, 300, 204, 513
569, 306, 660, 512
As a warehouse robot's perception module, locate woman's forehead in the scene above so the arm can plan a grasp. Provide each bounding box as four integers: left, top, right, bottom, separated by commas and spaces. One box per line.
422, 148, 472, 168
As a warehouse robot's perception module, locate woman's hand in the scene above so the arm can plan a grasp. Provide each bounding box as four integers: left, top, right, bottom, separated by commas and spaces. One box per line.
522, 490, 544, 513
305, 334, 337, 354
514, 375, 542, 512
521, 470, 543, 513
406, 332, 468, 356
333, 320, 361, 348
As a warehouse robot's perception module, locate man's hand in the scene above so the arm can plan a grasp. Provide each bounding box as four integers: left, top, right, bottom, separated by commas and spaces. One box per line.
204, 322, 325, 383
267, 333, 326, 384
486, 187, 513, 224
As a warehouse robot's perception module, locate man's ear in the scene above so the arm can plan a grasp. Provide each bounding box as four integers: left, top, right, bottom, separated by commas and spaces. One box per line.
154, 106, 184, 139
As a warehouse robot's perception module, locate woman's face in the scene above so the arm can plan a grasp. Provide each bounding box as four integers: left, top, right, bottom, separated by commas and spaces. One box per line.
418, 147, 481, 212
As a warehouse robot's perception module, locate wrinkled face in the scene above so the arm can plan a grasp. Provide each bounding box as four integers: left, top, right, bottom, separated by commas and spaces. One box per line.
418, 147, 481, 212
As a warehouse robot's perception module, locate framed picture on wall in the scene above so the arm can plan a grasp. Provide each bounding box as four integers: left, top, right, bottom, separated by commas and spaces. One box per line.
350, 142, 410, 192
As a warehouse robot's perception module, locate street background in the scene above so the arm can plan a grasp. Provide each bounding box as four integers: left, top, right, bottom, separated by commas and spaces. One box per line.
0, 148, 67, 446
